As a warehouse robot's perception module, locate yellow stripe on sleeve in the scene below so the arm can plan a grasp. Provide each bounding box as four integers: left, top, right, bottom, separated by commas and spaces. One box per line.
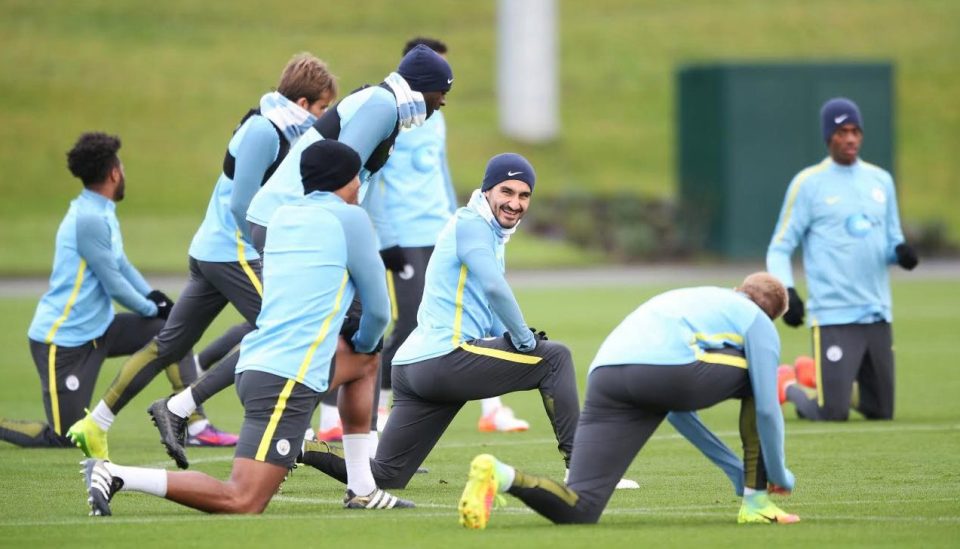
237, 230, 264, 298
459, 342, 543, 365
450, 264, 468, 346
44, 260, 87, 344
772, 158, 830, 244
48, 345, 61, 434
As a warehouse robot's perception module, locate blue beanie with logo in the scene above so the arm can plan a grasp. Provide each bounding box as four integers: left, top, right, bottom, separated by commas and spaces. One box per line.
481, 153, 536, 192
397, 44, 453, 93
820, 97, 863, 142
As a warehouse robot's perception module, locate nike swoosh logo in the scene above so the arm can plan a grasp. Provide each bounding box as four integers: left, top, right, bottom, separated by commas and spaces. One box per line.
758, 513, 777, 522
447, 78, 454, 84
825, 196, 840, 205
507, 171, 523, 177
834, 114, 849, 124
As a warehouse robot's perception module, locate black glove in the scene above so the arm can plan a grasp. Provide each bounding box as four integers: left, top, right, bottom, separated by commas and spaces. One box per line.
895, 243, 918, 271
504, 327, 548, 353
339, 314, 361, 341
528, 327, 548, 341
782, 288, 805, 328
146, 290, 174, 320
379, 246, 408, 272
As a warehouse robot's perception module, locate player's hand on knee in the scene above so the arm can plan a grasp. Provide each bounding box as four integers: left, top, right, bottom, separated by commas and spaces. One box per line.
146, 290, 174, 320
528, 327, 548, 341
503, 328, 541, 353
895, 243, 918, 270
782, 288, 805, 328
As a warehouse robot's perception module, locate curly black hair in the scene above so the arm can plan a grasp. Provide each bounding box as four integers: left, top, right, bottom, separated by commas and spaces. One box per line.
66, 132, 122, 185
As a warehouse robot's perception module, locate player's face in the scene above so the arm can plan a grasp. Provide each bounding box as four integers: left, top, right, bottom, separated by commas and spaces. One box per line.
336, 175, 361, 205
484, 180, 531, 229
300, 90, 336, 118
828, 123, 862, 165
112, 161, 126, 202
423, 90, 447, 119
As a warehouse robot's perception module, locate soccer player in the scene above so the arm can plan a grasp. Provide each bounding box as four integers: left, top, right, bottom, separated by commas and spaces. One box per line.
322, 36, 529, 440
147, 44, 454, 464
767, 97, 918, 421
458, 273, 800, 528
66, 53, 337, 458
0, 132, 190, 450
298, 153, 583, 489
81, 139, 412, 515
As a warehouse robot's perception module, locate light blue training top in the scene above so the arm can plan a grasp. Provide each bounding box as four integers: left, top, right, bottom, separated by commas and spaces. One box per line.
245, 86, 398, 229
29, 189, 157, 346
766, 157, 905, 326
189, 115, 279, 262
236, 192, 390, 393
368, 110, 457, 249
589, 286, 794, 490
393, 207, 536, 365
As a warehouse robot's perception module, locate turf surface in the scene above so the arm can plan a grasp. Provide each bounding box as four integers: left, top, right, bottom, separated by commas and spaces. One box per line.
1, 277, 957, 547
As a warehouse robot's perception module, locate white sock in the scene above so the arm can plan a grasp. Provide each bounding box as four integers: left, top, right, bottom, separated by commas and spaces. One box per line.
343, 433, 376, 496
319, 403, 341, 431
481, 397, 502, 416
187, 418, 209, 437
378, 389, 392, 410
494, 460, 515, 493
368, 431, 379, 459
90, 401, 115, 431
103, 463, 168, 497
166, 388, 197, 419
744, 487, 757, 496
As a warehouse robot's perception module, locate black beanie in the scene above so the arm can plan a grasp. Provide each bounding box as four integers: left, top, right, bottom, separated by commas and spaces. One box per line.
397, 44, 453, 93
481, 153, 536, 192
300, 140, 362, 193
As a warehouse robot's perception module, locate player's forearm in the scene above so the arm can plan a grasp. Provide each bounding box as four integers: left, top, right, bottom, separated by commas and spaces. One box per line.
667, 412, 744, 495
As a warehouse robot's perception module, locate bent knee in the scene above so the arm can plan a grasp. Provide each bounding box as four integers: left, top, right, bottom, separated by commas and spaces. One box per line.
225, 491, 272, 514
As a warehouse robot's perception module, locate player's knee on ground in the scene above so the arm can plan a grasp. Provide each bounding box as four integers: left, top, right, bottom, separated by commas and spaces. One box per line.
223, 483, 275, 514
818, 400, 852, 421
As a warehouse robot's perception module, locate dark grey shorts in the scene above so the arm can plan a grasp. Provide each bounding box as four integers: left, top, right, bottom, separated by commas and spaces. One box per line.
234, 370, 321, 469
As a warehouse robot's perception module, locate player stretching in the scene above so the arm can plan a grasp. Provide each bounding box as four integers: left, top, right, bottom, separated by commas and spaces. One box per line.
459, 273, 799, 527
81, 140, 411, 515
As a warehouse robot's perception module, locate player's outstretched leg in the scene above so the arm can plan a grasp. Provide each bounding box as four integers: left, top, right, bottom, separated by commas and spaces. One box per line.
82, 459, 122, 517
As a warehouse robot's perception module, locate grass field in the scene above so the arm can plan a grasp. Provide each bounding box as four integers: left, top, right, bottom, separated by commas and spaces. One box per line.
1, 276, 958, 547
1, 1, 958, 273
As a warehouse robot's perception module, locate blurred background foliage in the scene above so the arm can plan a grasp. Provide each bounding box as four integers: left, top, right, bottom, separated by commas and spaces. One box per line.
1, 0, 957, 272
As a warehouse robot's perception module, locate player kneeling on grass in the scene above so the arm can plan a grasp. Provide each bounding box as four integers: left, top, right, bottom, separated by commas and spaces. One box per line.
81, 140, 412, 515
300, 153, 640, 489
459, 272, 799, 528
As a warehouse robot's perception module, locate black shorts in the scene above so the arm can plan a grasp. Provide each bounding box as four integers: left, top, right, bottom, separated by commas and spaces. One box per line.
235, 370, 322, 468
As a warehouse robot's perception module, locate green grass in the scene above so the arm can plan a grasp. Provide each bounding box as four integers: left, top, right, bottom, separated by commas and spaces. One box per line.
1, 277, 958, 547
1, 1, 958, 273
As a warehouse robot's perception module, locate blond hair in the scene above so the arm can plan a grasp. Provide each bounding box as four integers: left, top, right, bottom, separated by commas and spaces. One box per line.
737, 272, 788, 319
277, 53, 337, 104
